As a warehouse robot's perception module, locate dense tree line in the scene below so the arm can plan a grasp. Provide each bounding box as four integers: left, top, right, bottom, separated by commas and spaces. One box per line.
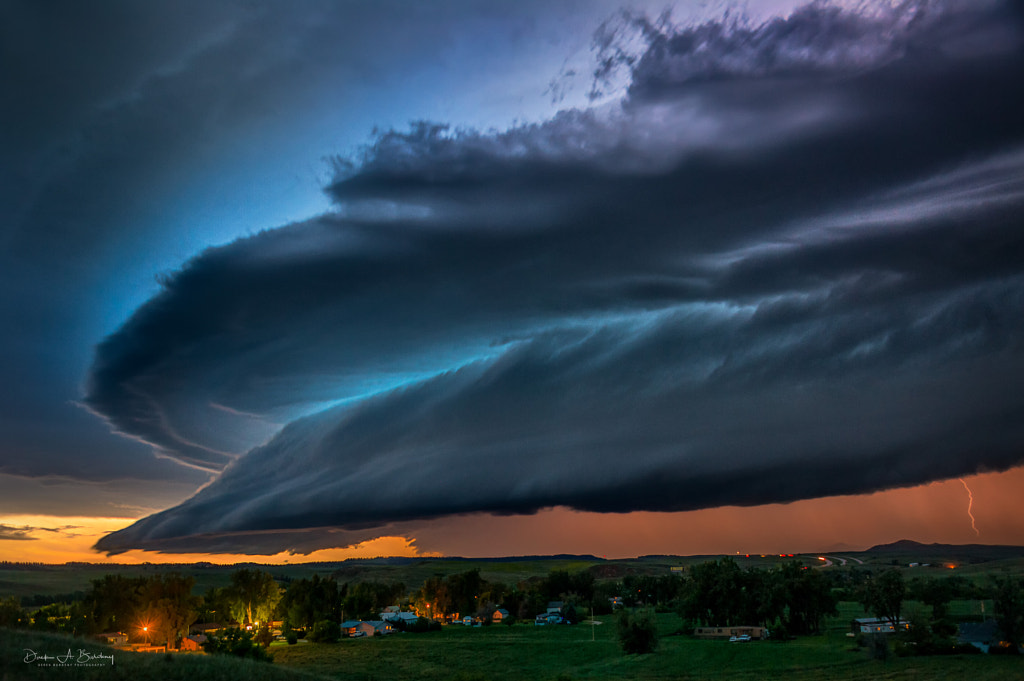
2, 561, 1021, 656
0, 569, 282, 651
674, 558, 837, 636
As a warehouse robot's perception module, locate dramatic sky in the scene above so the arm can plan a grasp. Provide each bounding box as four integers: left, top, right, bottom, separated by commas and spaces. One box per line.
3, 0, 1024, 563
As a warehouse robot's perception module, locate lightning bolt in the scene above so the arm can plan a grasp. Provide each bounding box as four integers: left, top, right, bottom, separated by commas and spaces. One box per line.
958, 478, 980, 537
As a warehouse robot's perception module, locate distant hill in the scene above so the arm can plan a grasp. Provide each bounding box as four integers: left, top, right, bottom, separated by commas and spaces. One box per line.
866, 539, 1024, 563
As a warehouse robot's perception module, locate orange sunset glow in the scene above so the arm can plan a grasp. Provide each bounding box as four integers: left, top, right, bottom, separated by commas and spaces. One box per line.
4, 467, 1022, 564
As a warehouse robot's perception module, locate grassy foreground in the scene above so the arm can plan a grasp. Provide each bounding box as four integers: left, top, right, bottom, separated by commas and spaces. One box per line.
4, 613, 1020, 681
269, 613, 1022, 681
0, 628, 325, 681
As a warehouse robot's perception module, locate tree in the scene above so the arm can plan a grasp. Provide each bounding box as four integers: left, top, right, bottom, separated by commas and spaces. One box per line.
202, 627, 273, 662
308, 619, 341, 643
0, 596, 25, 628
197, 585, 234, 625
145, 574, 200, 649
342, 581, 405, 621
680, 558, 745, 626
780, 563, 837, 635
228, 569, 281, 627
912, 577, 954, 622
993, 577, 1024, 653
84, 574, 148, 633
861, 569, 905, 629
617, 609, 658, 654
281, 575, 341, 629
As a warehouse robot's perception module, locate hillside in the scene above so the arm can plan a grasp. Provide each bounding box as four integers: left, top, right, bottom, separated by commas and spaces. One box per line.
865, 540, 1024, 564
1, 628, 325, 681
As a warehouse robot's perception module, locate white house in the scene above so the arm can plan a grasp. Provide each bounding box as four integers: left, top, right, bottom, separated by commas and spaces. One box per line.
381, 611, 419, 624
853, 617, 910, 634
97, 632, 127, 646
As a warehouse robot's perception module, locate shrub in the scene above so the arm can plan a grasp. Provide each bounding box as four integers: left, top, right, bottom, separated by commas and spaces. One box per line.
201, 628, 274, 663
254, 623, 274, 648
617, 610, 658, 655
865, 633, 889, 661
768, 622, 790, 641
307, 619, 340, 643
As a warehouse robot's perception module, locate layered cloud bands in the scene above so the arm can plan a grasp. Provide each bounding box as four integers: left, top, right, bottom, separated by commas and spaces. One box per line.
89, 1, 1024, 554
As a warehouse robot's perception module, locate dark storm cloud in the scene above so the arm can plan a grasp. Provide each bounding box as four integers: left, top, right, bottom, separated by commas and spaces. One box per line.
0, 0, 625, 489
90, 1, 1024, 554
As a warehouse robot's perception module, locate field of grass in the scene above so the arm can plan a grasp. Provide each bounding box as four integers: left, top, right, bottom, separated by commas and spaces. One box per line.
4, 546, 1022, 604
3, 609, 1018, 681
267, 613, 1020, 681
0, 628, 326, 681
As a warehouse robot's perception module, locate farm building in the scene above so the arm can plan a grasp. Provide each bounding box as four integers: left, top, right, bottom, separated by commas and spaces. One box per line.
97, 632, 127, 646
693, 626, 766, 640
180, 634, 207, 651
852, 617, 910, 634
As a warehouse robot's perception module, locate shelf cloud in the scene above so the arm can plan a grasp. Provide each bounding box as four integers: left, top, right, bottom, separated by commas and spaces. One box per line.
88, 0, 1024, 554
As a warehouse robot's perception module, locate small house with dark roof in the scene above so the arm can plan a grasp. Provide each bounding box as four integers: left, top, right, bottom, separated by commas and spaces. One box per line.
356, 620, 396, 637
97, 632, 128, 646
341, 620, 362, 637
180, 634, 207, 652
958, 621, 1000, 653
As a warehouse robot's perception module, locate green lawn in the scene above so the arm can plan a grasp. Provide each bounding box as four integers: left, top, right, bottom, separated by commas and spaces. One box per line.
3, 614, 1017, 681
268, 614, 1020, 681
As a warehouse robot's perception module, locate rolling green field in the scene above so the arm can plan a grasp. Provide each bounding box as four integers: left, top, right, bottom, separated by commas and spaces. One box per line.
3, 544, 1022, 680
267, 612, 1020, 681
2, 608, 1019, 681
5, 544, 1021, 604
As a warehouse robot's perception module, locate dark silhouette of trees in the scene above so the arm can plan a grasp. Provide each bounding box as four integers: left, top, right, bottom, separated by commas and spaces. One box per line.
84, 574, 148, 633
280, 574, 342, 629
146, 573, 200, 648
778, 563, 836, 635
860, 569, 905, 629
674, 559, 835, 634
341, 580, 405, 620
680, 558, 757, 627
0, 596, 25, 628
202, 627, 273, 662
308, 619, 341, 643
993, 576, 1024, 653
